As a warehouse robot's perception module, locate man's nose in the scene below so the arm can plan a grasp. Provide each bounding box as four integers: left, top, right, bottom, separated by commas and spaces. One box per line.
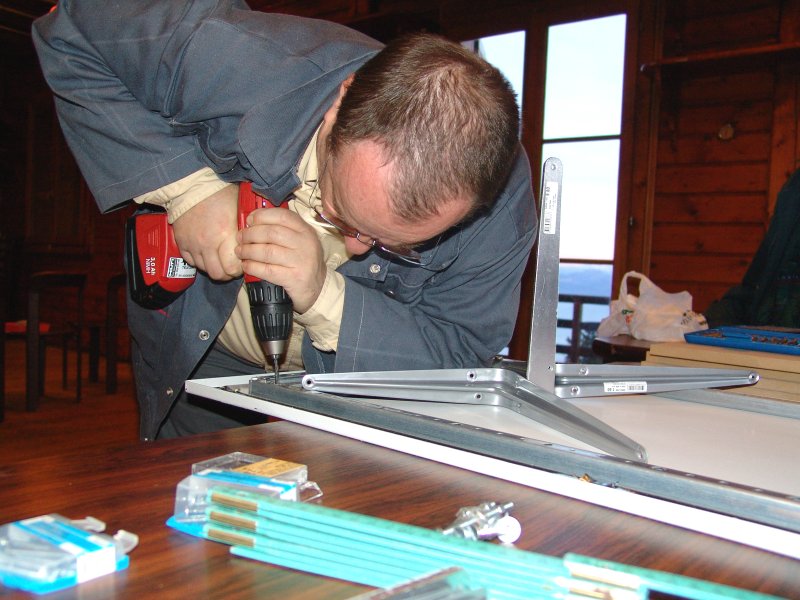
344, 236, 371, 255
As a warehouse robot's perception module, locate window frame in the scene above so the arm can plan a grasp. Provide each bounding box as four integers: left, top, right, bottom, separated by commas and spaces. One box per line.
443, 0, 641, 360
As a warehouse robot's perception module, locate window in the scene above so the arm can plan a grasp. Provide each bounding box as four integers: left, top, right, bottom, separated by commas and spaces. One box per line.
542, 14, 627, 361
465, 31, 526, 116
466, 16, 627, 362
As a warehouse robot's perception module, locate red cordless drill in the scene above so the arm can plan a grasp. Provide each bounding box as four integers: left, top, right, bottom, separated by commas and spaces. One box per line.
126, 184, 293, 381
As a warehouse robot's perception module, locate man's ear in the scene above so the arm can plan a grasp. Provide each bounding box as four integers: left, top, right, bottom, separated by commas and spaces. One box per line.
335, 74, 355, 105
318, 74, 356, 163
322, 74, 355, 127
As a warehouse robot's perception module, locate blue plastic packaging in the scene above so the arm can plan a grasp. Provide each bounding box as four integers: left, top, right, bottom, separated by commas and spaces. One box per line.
0, 514, 137, 594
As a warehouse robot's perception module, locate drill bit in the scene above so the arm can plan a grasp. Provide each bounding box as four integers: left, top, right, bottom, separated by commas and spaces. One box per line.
258, 341, 283, 384
271, 354, 281, 384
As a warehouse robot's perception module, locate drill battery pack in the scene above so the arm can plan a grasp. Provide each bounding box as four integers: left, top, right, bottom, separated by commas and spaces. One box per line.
125, 211, 196, 310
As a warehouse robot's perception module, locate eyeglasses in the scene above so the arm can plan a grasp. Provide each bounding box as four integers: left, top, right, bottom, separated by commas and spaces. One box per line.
313, 205, 422, 264
310, 157, 423, 264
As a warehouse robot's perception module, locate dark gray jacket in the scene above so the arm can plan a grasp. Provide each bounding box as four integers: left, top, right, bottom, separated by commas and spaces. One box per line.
33, 0, 537, 439
705, 169, 800, 328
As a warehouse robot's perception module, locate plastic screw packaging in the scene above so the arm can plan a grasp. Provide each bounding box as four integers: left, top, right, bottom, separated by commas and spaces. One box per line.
173, 468, 299, 523
173, 453, 323, 525
0, 514, 137, 594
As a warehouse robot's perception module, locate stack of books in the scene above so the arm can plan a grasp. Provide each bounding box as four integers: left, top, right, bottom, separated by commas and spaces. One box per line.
643, 341, 800, 403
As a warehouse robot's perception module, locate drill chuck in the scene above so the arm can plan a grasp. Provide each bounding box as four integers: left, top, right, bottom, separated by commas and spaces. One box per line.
246, 280, 293, 358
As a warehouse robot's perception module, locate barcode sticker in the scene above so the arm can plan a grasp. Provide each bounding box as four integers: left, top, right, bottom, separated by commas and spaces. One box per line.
167, 257, 196, 279
542, 182, 558, 235
603, 381, 647, 394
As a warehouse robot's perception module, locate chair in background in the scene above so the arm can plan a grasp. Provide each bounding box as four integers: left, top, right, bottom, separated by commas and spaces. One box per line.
19, 271, 88, 411
86, 272, 126, 394
0, 233, 9, 422
105, 273, 126, 393
0, 298, 5, 423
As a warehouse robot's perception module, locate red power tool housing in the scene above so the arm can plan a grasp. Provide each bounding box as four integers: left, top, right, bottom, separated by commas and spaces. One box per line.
125, 183, 294, 372
125, 212, 196, 310
126, 182, 283, 309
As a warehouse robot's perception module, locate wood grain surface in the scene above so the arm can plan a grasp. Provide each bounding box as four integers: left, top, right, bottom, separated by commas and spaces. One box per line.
1, 420, 799, 598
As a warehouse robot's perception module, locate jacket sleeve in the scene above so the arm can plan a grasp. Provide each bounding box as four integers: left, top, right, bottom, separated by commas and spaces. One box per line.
32, 0, 380, 212
32, 0, 217, 211
705, 168, 800, 327
303, 150, 538, 372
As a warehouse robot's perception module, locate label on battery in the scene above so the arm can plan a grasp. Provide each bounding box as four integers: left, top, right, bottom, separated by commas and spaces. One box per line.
167, 257, 197, 279
603, 381, 647, 394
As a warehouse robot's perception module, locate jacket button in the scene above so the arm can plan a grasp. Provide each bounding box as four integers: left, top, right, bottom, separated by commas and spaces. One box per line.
166, 387, 174, 397
385, 290, 395, 297
369, 264, 381, 274
199, 330, 210, 341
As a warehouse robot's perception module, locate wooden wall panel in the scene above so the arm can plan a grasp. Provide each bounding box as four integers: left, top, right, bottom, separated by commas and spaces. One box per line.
670, 101, 773, 136
653, 194, 766, 223
677, 6, 780, 51
640, 0, 799, 316
679, 0, 778, 18
654, 164, 769, 194
663, 1, 780, 56
657, 132, 771, 164
650, 255, 753, 283
677, 71, 775, 104
24, 98, 92, 254
651, 224, 763, 255
250, 0, 355, 21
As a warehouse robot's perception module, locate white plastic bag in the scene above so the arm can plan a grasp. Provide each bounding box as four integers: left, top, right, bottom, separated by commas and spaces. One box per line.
597, 271, 708, 342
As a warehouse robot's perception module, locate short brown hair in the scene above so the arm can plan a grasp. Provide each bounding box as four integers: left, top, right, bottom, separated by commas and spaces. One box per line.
329, 33, 520, 222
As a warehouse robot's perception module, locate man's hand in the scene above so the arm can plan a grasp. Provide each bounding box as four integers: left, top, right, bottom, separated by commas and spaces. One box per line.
172, 185, 242, 281
236, 208, 328, 313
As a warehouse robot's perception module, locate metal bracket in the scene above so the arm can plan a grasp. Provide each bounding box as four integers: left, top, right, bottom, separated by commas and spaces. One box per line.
300, 360, 759, 461
292, 158, 758, 461
499, 359, 759, 399
553, 363, 758, 398
527, 158, 563, 391
301, 368, 648, 461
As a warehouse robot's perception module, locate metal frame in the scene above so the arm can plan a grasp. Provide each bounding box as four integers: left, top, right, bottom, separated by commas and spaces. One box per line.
243, 374, 800, 535
287, 159, 757, 461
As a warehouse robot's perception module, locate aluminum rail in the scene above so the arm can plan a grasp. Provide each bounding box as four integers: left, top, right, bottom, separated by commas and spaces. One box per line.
301, 365, 760, 461
301, 368, 648, 462
554, 364, 758, 398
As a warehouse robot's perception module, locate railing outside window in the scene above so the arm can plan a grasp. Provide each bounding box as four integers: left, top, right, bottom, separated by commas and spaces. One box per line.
557, 293, 610, 363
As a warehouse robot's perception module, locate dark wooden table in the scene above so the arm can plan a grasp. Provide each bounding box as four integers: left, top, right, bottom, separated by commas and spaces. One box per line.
592, 334, 653, 363
1, 421, 798, 598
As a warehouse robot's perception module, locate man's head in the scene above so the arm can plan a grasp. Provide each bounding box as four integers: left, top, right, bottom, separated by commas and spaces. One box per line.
318, 32, 519, 259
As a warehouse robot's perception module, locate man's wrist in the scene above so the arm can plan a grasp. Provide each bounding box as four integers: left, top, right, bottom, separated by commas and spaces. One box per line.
295, 268, 345, 352
133, 167, 233, 223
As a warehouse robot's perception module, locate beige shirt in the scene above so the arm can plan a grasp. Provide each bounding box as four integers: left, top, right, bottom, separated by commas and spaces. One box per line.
134, 129, 349, 370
